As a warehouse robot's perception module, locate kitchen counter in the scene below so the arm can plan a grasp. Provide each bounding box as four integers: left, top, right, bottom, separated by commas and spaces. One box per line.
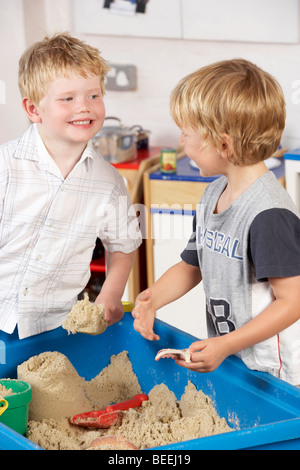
150, 154, 285, 183
112, 146, 161, 171
150, 155, 218, 182
147, 155, 285, 213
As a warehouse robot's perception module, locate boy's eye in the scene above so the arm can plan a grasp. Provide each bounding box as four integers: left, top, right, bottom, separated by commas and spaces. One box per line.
90, 94, 99, 100
62, 97, 73, 102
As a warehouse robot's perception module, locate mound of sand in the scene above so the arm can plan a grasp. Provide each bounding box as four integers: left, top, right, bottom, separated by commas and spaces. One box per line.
17, 351, 233, 450
62, 294, 107, 335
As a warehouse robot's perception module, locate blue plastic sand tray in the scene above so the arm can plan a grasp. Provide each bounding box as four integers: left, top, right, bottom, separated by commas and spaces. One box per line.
0, 312, 299, 450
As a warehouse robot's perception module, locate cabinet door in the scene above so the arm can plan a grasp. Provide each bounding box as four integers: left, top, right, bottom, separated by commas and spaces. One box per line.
182, 0, 300, 43
152, 212, 207, 339
74, 0, 181, 39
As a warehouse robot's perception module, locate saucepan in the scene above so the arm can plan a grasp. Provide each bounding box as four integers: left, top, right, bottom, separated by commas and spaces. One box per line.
92, 117, 137, 163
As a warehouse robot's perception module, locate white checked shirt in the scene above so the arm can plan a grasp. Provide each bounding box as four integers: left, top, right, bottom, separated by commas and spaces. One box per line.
0, 124, 141, 338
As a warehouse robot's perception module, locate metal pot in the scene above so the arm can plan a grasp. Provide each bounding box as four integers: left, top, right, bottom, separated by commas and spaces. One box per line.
130, 125, 150, 150
92, 117, 137, 163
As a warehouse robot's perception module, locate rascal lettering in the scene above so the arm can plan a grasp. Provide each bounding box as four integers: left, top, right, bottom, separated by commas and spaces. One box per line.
197, 225, 243, 261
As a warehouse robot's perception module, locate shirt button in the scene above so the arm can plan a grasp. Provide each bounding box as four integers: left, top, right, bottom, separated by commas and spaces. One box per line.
36, 255, 42, 261
23, 288, 28, 296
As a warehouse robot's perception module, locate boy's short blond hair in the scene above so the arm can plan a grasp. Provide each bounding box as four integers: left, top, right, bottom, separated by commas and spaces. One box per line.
170, 59, 286, 165
18, 32, 110, 106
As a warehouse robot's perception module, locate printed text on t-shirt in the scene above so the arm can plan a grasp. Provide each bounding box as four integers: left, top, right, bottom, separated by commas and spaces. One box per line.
197, 225, 243, 261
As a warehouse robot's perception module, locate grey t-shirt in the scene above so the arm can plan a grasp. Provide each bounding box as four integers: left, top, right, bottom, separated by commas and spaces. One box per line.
181, 171, 300, 385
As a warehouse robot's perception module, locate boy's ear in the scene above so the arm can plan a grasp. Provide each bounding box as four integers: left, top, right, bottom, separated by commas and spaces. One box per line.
22, 98, 42, 123
220, 133, 234, 160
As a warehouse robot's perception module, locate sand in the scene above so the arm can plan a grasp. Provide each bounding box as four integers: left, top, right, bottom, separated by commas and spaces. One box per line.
17, 350, 233, 450
17, 351, 91, 421
0, 384, 14, 398
110, 382, 232, 450
17, 351, 140, 421
62, 294, 107, 335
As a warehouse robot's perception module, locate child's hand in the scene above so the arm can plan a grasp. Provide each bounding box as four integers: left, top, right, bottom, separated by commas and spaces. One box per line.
176, 336, 229, 373
95, 295, 124, 326
132, 289, 160, 341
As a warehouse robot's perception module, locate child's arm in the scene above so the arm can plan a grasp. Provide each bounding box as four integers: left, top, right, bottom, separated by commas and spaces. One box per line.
179, 275, 300, 373
132, 260, 202, 340
95, 250, 135, 325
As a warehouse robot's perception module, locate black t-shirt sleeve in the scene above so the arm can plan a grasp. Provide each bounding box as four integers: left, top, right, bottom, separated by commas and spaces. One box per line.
249, 208, 300, 281
180, 214, 199, 267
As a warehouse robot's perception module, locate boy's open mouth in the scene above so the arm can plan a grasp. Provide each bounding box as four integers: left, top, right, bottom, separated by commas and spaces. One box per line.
69, 120, 94, 126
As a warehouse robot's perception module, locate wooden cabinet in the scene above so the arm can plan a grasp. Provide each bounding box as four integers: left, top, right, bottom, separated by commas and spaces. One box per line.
182, 0, 300, 43
74, 0, 181, 39
90, 147, 161, 302
143, 155, 212, 286
143, 154, 210, 338
74, 0, 300, 44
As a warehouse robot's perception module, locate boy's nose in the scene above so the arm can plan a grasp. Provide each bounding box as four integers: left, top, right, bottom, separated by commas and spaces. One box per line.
76, 98, 90, 113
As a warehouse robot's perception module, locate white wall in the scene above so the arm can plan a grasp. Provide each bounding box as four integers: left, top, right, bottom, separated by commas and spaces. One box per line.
0, 0, 28, 143
1, 0, 300, 152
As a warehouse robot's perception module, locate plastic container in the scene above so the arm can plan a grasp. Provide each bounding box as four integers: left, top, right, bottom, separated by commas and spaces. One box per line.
0, 379, 32, 435
0, 313, 299, 450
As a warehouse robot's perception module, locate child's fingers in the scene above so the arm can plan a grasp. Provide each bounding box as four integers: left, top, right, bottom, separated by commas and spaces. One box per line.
133, 319, 160, 341
188, 340, 206, 353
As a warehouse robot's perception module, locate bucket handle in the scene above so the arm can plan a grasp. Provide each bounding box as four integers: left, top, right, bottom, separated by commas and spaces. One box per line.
0, 399, 8, 416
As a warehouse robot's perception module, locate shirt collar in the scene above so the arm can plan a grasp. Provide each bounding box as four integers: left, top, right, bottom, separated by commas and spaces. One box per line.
14, 124, 96, 171
14, 124, 40, 162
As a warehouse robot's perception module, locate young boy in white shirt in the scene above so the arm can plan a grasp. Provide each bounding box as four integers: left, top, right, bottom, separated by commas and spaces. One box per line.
132, 59, 300, 386
0, 32, 141, 339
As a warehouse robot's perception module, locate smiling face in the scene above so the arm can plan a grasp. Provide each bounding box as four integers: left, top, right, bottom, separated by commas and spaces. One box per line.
25, 73, 105, 152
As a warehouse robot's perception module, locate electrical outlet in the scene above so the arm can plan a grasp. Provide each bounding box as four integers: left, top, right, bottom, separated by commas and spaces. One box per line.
105, 64, 137, 91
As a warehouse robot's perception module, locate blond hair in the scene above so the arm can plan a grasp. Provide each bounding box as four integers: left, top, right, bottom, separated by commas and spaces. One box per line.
18, 32, 110, 105
170, 59, 286, 165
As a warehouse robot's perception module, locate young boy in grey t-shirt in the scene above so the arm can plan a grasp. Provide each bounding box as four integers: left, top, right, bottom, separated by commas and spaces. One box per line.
132, 59, 300, 386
